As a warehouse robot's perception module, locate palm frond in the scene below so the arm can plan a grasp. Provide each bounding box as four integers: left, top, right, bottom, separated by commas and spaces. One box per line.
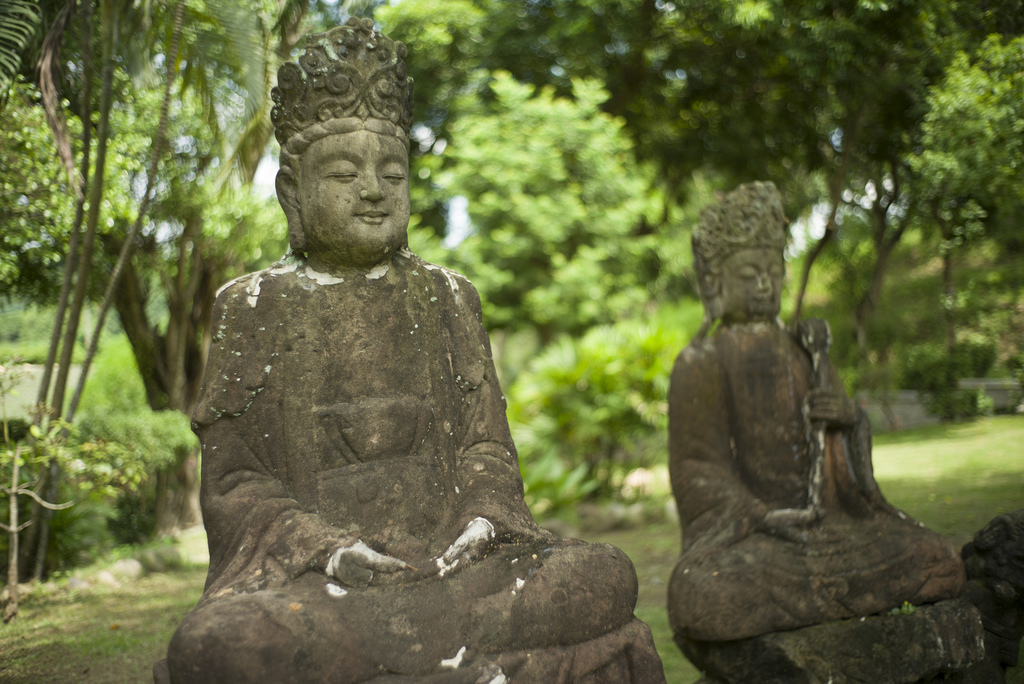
0, 0, 42, 90
208, 0, 268, 121
216, 90, 274, 187
37, 0, 78, 197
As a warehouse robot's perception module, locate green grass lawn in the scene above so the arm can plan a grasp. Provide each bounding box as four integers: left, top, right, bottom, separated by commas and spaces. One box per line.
871, 414, 1024, 548
1, 416, 1022, 683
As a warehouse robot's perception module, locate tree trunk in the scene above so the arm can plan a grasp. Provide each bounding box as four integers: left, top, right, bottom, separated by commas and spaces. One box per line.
33, 0, 118, 580
66, 0, 186, 425
938, 217, 956, 355
35, 0, 93, 421
852, 199, 911, 355
22, 0, 95, 580
3, 447, 22, 623
793, 100, 868, 320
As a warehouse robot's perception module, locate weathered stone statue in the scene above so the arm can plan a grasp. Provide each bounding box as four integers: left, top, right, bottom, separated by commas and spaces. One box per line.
667, 182, 966, 648
158, 19, 664, 684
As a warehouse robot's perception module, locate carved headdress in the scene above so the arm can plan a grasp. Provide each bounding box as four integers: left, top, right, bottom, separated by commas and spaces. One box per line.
692, 181, 788, 333
271, 17, 414, 157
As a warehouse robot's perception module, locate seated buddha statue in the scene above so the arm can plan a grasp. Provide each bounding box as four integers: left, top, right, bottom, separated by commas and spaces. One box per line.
667, 182, 965, 647
160, 19, 664, 684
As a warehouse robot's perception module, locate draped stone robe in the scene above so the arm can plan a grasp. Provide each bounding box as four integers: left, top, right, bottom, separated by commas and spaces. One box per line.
165, 250, 665, 684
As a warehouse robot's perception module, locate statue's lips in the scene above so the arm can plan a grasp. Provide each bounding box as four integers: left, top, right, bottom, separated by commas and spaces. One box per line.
355, 211, 388, 225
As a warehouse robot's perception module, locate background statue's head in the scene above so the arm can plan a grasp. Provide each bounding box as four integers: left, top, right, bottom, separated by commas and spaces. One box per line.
692, 181, 788, 330
271, 18, 414, 271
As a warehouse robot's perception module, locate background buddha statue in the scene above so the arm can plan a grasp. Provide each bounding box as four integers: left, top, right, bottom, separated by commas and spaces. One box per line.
158, 18, 664, 684
667, 181, 966, 647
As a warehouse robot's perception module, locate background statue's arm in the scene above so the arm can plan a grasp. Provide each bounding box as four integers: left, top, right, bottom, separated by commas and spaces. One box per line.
668, 343, 767, 550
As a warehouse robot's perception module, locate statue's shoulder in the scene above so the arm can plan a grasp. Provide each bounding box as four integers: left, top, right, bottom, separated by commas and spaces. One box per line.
398, 249, 482, 319
675, 334, 721, 368
194, 259, 303, 429
397, 250, 490, 389
213, 257, 304, 315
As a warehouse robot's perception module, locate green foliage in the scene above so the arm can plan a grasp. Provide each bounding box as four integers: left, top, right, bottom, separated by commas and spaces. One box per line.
899, 338, 998, 420
0, 81, 78, 303
42, 491, 115, 572
508, 301, 701, 514
441, 73, 663, 337
74, 335, 197, 542
912, 34, 1024, 248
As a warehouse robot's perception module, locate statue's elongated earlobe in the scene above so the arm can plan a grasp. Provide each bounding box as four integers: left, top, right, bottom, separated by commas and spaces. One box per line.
277, 166, 305, 253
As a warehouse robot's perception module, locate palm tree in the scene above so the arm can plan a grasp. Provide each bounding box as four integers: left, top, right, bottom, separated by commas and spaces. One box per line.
0, 0, 40, 107
22, 0, 307, 575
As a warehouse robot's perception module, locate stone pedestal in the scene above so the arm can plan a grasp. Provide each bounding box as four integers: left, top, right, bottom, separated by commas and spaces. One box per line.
680, 598, 985, 684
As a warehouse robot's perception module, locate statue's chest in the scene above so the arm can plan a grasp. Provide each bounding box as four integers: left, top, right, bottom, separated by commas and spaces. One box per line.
278, 280, 447, 401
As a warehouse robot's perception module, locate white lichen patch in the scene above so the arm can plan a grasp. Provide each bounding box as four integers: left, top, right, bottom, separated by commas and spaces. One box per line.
246, 274, 264, 308
366, 264, 389, 280
327, 540, 408, 578
515, 578, 525, 590
436, 556, 459, 577
304, 266, 345, 286
423, 262, 463, 293
325, 583, 348, 597
440, 646, 466, 669
437, 518, 494, 577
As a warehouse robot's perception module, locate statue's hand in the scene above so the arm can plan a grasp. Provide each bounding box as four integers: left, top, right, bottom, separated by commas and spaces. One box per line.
805, 388, 856, 427
760, 506, 824, 543
436, 517, 495, 577
326, 540, 408, 588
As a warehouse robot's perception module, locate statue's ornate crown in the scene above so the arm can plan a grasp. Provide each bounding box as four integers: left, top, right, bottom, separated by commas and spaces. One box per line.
693, 181, 788, 271
271, 17, 414, 146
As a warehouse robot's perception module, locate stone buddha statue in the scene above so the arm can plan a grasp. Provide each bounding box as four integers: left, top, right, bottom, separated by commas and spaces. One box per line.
159, 19, 664, 684
667, 182, 966, 648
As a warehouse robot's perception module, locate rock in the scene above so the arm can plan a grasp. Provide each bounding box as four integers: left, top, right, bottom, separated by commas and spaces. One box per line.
111, 558, 144, 580
579, 501, 631, 532
67, 576, 90, 591
96, 570, 121, 588
0, 582, 33, 603
678, 598, 985, 684
137, 546, 183, 573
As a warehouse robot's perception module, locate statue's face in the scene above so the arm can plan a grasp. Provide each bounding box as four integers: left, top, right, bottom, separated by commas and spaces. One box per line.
718, 248, 784, 323
297, 130, 410, 271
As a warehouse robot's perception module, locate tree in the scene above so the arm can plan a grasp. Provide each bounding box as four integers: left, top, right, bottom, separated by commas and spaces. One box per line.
440, 74, 664, 340
3, 0, 302, 575
910, 34, 1024, 355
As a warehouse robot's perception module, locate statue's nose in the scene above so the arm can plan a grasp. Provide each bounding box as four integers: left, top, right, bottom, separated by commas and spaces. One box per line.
360, 177, 384, 201
756, 274, 772, 293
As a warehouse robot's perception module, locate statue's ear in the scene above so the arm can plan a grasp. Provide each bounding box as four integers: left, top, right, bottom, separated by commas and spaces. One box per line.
701, 273, 723, 321
276, 166, 306, 253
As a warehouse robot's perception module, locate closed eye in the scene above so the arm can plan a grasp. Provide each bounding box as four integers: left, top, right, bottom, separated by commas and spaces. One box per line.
325, 172, 357, 182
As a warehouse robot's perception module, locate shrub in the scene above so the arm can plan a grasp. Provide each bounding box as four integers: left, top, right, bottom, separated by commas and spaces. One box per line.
507, 301, 701, 515
899, 338, 997, 420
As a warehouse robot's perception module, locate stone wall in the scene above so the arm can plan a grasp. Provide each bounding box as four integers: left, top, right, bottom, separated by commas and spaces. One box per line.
856, 378, 1021, 432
